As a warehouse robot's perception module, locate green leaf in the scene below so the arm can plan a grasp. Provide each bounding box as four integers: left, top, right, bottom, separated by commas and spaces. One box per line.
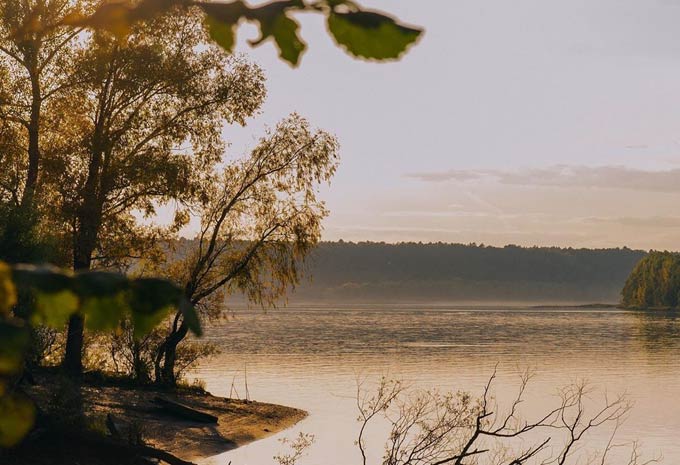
12, 265, 73, 295
0, 393, 36, 447
0, 321, 29, 375
180, 299, 202, 337
129, 278, 182, 314
81, 295, 126, 332
272, 15, 306, 65
128, 278, 182, 337
32, 290, 79, 328
204, 15, 236, 53
131, 309, 169, 339
0, 262, 16, 315
247, 5, 307, 66
327, 11, 422, 61
74, 271, 128, 298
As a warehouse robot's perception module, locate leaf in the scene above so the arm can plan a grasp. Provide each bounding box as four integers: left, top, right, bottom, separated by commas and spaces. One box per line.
269, 14, 306, 66
246, 2, 307, 66
0, 322, 29, 375
131, 309, 169, 339
0, 262, 17, 315
74, 271, 128, 298
81, 295, 126, 332
32, 290, 79, 328
327, 11, 422, 61
63, 0, 180, 37
12, 265, 73, 295
128, 278, 182, 337
0, 393, 35, 447
180, 299, 202, 337
204, 15, 236, 53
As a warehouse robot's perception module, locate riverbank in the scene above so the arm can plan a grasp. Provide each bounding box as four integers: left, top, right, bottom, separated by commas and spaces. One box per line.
6, 370, 306, 465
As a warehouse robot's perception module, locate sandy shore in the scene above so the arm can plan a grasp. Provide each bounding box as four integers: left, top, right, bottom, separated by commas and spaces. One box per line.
25, 375, 306, 464
84, 385, 307, 461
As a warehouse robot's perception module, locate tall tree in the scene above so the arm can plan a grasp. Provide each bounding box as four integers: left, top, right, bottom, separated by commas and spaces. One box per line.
0, 0, 85, 261
154, 114, 339, 385
45, 12, 266, 374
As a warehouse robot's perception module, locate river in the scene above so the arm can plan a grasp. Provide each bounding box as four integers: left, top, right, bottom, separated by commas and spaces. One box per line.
193, 305, 680, 465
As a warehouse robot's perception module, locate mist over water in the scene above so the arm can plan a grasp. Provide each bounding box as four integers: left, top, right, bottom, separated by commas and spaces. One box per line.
195, 305, 680, 465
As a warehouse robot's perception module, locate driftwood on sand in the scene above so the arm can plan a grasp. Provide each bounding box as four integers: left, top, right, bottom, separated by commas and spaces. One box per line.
152, 396, 219, 424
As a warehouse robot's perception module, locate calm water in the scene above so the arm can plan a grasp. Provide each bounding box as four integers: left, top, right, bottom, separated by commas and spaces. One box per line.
194, 305, 680, 465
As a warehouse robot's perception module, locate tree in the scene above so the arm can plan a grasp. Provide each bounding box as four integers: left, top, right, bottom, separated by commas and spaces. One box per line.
0, 0, 85, 262
154, 113, 339, 385
621, 251, 680, 309
0, 0, 422, 377
355, 370, 659, 465
42, 11, 267, 375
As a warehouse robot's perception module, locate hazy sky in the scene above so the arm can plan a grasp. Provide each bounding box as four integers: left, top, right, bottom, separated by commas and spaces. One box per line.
218, 0, 680, 250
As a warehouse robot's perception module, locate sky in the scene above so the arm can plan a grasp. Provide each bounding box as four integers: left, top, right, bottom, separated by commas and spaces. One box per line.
217, 0, 680, 250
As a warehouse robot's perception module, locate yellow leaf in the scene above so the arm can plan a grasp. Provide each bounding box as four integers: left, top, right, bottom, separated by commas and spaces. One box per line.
0, 262, 17, 315
0, 393, 36, 447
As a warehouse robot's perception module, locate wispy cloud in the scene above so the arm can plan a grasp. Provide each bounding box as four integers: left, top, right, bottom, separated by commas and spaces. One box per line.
582, 216, 680, 228
406, 165, 680, 193
406, 170, 484, 183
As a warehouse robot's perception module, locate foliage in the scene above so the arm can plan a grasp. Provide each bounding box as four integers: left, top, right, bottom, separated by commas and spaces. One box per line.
59, 0, 423, 66
621, 251, 680, 309
154, 113, 339, 385
0, 262, 200, 447
106, 319, 218, 383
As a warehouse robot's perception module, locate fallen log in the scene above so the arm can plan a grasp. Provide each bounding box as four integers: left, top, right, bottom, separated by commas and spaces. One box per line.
152, 396, 218, 424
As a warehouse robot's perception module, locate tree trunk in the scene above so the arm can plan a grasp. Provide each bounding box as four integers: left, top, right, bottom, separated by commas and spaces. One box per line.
63, 197, 102, 376
63, 314, 85, 376
20, 52, 42, 210
157, 320, 189, 386
62, 136, 106, 376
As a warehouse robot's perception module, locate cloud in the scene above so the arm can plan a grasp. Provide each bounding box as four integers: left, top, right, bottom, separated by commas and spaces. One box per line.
582, 216, 680, 228
406, 165, 680, 193
405, 170, 483, 183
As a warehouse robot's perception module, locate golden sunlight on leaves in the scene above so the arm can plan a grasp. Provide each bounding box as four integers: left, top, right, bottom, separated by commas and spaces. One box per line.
62, 3, 134, 37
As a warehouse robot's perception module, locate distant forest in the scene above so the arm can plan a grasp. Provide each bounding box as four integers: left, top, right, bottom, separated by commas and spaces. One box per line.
282, 242, 647, 304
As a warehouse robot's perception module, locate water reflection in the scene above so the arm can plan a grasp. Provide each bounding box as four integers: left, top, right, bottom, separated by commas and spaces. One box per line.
194, 305, 680, 464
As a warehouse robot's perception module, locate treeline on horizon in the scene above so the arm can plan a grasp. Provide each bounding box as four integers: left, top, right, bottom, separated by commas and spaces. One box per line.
173, 239, 648, 304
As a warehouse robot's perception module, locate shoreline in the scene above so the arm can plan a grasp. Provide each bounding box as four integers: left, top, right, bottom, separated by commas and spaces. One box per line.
23, 372, 307, 464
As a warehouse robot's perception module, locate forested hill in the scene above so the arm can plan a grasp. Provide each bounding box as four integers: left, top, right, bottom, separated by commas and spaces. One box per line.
288, 242, 647, 304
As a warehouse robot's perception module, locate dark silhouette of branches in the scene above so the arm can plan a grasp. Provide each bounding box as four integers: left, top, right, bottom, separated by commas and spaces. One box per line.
354, 369, 661, 465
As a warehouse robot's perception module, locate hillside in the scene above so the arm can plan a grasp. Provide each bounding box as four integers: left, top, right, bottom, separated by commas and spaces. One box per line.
285, 242, 647, 304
